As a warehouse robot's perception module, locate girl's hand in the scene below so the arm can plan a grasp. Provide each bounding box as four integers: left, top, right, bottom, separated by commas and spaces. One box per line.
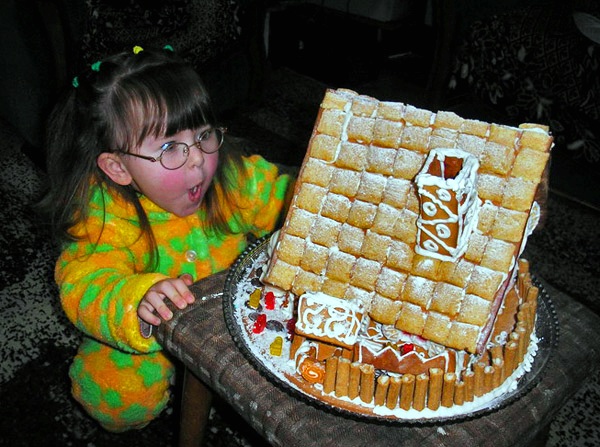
137, 274, 195, 326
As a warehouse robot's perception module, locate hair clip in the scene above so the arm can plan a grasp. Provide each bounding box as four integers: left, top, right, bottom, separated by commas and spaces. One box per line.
91, 61, 102, 72
72, 76, 79, 88
133, 46, 144, 54
163, 44, 174, 52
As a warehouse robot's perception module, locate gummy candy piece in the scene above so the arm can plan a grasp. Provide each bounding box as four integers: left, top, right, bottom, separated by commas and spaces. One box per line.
264, 291, 275, 310
248, 289, 261, 309
270, 336, 283, 356
253, 314, 267, 334
401, 343, 415, 355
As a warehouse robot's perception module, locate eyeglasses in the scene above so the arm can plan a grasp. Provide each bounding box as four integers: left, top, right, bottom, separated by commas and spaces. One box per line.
121, 127, 226, 170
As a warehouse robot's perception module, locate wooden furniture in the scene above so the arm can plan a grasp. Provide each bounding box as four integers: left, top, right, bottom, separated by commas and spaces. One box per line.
155, 269, 600, 447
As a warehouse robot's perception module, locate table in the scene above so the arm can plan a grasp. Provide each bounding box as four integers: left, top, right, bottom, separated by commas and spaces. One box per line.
155, 270, 600, 447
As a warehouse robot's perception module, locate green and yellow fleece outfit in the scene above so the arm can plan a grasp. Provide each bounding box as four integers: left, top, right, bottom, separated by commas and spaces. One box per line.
56, 155, 292, 432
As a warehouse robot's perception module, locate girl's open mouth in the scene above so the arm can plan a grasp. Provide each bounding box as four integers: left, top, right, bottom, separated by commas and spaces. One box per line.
189, 184, 202, 203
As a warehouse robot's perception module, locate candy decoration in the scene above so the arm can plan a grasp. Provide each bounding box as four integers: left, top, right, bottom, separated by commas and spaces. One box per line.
401, 343, 415, 355
252, 314, 267, 334
264, 291, 275, 310
270, 336, 283, 356
248, 289, 261, 309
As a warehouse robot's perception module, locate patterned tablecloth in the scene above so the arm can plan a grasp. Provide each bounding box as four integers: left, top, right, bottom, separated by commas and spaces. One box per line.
155, 270, 600, 447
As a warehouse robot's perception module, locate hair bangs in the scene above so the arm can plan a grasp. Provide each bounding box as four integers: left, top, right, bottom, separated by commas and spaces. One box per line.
108, 65, 214, 153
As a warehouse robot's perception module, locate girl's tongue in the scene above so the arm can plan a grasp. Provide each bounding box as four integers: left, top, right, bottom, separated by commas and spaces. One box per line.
189, 184, 202, 203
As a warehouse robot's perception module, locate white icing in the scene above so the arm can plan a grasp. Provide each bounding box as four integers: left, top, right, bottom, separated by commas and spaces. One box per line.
296, 292, 365, 345
414, 148, 481, 262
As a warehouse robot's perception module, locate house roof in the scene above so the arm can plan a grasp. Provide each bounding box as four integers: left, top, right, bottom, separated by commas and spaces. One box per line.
264, 88, 552, 354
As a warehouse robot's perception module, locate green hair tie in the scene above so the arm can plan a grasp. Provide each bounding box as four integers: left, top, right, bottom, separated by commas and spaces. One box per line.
91, 61, 102, 72
163, 44, 174, 52
72, 76, 79, 88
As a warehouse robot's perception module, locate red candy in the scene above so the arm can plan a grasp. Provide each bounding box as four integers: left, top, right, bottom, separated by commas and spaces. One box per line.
264, 291, 276, 310
253, 314, 267, 334
401, 343, 414, 355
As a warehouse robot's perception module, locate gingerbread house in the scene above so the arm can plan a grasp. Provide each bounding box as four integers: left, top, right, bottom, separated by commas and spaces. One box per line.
264, 88, 552, 356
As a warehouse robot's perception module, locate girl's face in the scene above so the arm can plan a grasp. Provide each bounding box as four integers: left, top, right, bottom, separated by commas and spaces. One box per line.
122, 127, 220, 217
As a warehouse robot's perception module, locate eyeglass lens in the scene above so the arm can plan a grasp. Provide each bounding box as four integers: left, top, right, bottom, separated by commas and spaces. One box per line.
160, 128, 224, 169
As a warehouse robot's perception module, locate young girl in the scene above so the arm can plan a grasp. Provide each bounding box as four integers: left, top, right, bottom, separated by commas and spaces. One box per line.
42, 46, 293, 432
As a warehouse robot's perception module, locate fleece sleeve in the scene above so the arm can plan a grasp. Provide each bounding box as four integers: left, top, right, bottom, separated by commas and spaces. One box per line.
232, 155, 294, 237
56, 226, 168, 354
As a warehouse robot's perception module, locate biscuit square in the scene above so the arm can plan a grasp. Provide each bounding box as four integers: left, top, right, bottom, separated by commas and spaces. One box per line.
326, 250, 356, 282
372, 203, 401, 237
338, 223, 366, 256
351, 94, 378, 117
367, 146, 397, 175
387, 239, 414, 272
375, 267, 407, 299
439, 259, 474, 288
411, 254, 441, 281
477, 173, 506, 205
422, 312, 452, 345
321, 278, 349, 299
317, 109, 346, 137
347, 200, 378, 229
392, 210, 418, 244
382, 177, 411, 208
518, 126, 553, 152
456, 133, 486, 159
347, 116, 375, 144
400, 125, 432, 152
480, 239, 517, 272
361, 230, 391, 262
286, 208, 316, 238
300, 243, 329, 274
456, 294, 491, 326
277, 234, 306, 266
460, 118, 490, 137
488, 123, 520, 147
393, 148, 426, 180
378, 101, 406, 122
310, 134, 339, 162
512, 147, 550, 182
295, 183, 327, 214
430, 128, 458, 149
302, 158, 334, 187
445, 322, 480, 353
330, 168, 361, 197
404, 105, 433, 127
321, 89, 353, 110
429, 282, 464, 317
310, 215, 341, 247
477, 202, 499, 234
265, 261, 298, 290
356, 172, 386, 203
395, 302, 426, 335
372, 119, 403, 148
491, 208, 528, 243
321, 192, 351, 222
480, 141, 515, 176
336, 141, 368, 171
350, 258, 382, 291
344, 285, 374, 309
292, 269, 324, 296
464, 232, 489, 264
434, 110, 464, 130
502, 176, 538, 212
370, 294, 403, 325
401, 275, 435, 308
465, 266, 505, 300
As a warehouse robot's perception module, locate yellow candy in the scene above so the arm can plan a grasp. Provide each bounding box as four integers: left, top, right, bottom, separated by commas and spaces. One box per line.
270, 336, 283, 356
249, 288, 261, 309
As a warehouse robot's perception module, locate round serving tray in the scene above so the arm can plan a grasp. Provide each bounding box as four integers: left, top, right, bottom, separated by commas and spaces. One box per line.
222, 236, 559, 424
